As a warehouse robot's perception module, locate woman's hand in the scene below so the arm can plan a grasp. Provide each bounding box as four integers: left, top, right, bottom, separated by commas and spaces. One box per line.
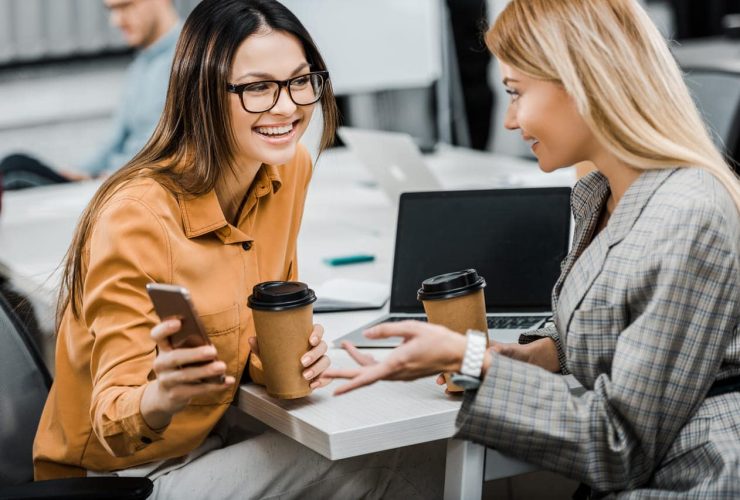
341, 339, 454, 393
324, 320, 468, 395
492, 337, 560, 373
141, 319, 235, 430
248, 323, 332, 390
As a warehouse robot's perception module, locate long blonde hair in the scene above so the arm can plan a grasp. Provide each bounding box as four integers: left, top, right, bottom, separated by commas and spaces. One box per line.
488, 0, 740, 212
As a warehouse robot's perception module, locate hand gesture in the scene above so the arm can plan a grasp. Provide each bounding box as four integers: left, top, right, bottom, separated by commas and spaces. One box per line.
324, 320, 467, 395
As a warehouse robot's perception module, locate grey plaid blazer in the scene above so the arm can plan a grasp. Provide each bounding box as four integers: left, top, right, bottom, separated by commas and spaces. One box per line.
456, 168, 740, 498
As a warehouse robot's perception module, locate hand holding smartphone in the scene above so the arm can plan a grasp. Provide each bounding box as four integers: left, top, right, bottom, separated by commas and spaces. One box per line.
146, 283, 225, 384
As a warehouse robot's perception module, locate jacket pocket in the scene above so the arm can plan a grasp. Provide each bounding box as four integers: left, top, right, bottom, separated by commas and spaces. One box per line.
567, 305, 628, 374
190, 304, 239, 406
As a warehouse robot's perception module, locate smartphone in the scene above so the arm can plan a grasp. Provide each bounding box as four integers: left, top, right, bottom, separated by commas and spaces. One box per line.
146, 283, 224, 384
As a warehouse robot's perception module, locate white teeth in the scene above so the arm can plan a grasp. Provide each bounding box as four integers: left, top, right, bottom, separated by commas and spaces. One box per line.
256, 124, 293, 136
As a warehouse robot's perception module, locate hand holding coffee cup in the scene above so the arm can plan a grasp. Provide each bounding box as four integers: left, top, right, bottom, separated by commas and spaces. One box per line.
417, 269, 488, 393
248, 281, 329, 399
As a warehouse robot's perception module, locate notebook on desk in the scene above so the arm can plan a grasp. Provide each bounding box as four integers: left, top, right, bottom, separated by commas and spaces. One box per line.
334, 187, 572, 347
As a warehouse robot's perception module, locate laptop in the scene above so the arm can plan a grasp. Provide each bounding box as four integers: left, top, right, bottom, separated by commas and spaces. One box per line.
337, 127, 442, 204
334, 187, 571, 347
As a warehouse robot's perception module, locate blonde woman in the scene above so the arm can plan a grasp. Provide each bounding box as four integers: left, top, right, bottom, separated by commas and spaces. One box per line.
327, 0, 740, 497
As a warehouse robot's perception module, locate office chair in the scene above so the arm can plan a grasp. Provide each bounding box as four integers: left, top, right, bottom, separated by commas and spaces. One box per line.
0, 294, 153, 499
682, 67, 740, 174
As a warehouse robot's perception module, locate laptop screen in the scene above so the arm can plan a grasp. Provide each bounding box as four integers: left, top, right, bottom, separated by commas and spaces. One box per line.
390, 188, 571, 313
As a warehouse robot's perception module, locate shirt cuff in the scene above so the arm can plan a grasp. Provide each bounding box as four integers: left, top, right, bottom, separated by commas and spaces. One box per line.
119, 385, 167, 452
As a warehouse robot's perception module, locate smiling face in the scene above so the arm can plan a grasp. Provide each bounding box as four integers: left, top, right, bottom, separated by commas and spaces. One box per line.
228, 29, 316, 169
500, 62, 596, 172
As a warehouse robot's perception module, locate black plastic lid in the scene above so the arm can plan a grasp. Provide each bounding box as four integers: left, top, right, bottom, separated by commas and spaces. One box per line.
417, 269, 486, 301
247, 281, 317, 311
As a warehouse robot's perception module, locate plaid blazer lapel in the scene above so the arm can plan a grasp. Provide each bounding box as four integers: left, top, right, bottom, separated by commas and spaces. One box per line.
552, 172, 609, 336
556, 168, 679, 336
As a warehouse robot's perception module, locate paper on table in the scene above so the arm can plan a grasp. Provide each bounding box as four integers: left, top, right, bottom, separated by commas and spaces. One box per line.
313, 278, 389, 313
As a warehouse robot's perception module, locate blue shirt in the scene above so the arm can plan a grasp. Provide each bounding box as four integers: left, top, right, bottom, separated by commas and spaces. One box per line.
79, 23, 181, 176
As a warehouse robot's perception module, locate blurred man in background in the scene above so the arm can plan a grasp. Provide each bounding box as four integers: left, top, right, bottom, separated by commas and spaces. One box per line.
0, 0, 180, 190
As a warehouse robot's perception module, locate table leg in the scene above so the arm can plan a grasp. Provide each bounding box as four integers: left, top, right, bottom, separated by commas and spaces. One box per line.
443, 438, 485, 500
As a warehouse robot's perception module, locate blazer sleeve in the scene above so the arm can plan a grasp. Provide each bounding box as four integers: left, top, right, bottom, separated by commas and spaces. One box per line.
519, 322, 569, 375
83, 196, 172, 457
455, 202, 738, 493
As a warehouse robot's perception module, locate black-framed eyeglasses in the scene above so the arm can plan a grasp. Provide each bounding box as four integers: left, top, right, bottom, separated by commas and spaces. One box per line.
226, 71, 329, 113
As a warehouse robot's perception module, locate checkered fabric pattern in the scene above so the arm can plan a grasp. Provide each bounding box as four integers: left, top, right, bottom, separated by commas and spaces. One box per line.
456, 168, 740, 498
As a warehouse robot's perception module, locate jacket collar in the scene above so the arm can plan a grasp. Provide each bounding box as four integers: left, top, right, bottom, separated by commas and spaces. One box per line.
554, 167, 678, 339
177, 164, 282, 242
604, 168, 677, 246
570, 167, 678, 246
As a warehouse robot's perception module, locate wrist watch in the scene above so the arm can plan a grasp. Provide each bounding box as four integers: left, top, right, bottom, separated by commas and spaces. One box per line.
450, 329, 488, 390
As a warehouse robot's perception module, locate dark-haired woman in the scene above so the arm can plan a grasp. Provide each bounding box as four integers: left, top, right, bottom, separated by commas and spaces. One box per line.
33, 1, 443, 497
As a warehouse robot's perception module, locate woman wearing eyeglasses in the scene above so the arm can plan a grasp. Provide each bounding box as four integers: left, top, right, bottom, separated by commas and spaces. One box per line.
328, 0, 740, 497
32, 1, 443, 497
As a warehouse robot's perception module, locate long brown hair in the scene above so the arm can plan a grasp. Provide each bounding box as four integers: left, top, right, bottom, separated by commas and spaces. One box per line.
57, 0, 338, 325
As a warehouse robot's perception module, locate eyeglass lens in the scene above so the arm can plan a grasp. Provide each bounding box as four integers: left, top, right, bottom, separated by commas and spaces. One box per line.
242, 73, 325, 112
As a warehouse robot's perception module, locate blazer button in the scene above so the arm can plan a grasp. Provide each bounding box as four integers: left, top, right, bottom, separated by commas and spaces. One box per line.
242, 241, 253, 251
141, 436, 152, 444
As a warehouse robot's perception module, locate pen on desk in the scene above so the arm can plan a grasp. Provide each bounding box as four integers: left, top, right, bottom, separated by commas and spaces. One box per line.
323, 254, 375, 266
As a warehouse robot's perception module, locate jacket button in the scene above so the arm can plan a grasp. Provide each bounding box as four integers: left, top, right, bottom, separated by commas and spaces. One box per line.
141, 436, 152, 444
242, 241, 252, 251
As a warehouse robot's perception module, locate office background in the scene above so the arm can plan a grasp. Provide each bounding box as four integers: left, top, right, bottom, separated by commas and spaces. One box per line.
0, 1, 738, 498
1, 0, 739, 169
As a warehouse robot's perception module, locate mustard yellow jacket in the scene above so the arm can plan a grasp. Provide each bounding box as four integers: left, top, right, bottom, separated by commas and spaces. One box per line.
34, 145, 312, 479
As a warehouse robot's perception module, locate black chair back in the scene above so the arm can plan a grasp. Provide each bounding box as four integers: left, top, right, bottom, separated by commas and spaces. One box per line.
0, 294, 51, 486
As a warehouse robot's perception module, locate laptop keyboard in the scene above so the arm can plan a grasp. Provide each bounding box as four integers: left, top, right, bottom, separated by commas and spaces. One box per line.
385, 315, 545, 329
487, 316, 544, 329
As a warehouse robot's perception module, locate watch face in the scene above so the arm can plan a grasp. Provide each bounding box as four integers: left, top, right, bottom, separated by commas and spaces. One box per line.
450, 373, 481, 390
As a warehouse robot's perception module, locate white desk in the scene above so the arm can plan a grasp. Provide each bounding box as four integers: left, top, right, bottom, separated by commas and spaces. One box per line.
238, 313, 555, 500
0, 145, 575, 498
0, 180, 100, 327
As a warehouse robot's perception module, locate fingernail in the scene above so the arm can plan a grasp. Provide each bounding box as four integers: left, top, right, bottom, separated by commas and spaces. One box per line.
301, 356, 311, 366
303, 370, 314, 380
310, 336, 318, 344
310, 381, 319, 389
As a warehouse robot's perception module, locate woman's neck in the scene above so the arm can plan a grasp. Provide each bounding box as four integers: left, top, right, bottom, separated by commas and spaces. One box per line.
214, 159, 263, 225
590, 150, 643, 216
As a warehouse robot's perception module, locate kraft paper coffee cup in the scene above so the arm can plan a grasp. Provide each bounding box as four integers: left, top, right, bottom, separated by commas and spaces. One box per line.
417, 269, 488, 393
248, 281, 317, 399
